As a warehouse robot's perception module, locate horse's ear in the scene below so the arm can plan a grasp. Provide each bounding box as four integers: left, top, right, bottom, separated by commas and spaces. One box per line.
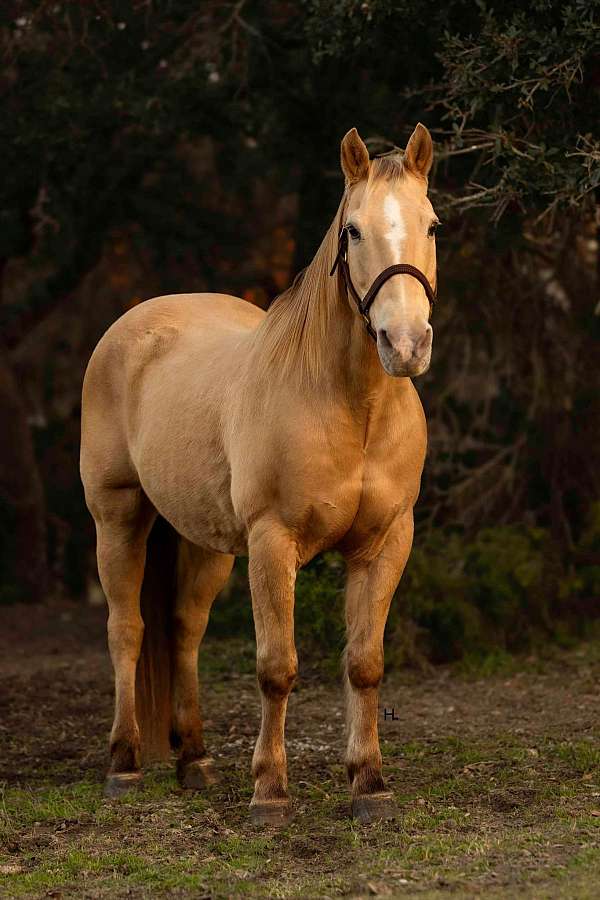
340, 128, 370, 185
404, 123, 433, 179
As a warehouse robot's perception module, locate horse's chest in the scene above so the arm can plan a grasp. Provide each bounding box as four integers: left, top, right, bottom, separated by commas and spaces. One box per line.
263, 416, 423, 563
265, 439, 364, 562
342, 415, 426, 557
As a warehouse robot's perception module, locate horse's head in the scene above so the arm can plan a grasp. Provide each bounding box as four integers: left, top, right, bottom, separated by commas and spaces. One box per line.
339, 124, 438, 378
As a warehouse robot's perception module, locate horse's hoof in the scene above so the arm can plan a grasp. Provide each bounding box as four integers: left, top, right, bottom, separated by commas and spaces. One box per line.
178, 757, 220, 790
352, 791, 396, 824
249, 798, 293, 826
103, 771, 143, 799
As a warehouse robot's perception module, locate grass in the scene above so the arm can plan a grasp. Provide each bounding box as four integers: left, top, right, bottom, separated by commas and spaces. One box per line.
2, 732, 600, 899
3, 635, 600, 897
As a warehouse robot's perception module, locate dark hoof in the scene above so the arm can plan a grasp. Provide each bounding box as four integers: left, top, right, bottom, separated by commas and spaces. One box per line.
249, 799, 293, 827
178, 757, 220, 790
352, 791, 396, 824
103, 772, 143, 799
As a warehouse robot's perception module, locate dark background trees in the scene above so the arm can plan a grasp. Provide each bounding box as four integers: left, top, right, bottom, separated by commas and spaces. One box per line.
1, 1, 598, 660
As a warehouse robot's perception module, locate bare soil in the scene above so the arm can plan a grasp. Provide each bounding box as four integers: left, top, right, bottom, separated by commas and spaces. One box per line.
1, 601, 599, 898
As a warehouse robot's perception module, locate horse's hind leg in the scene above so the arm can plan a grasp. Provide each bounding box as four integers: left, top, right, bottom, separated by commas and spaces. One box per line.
92, 486, 156, 797
172, 540, 233, 789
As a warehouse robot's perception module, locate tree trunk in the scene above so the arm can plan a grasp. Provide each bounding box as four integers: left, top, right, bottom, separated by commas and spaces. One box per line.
0, 346, 48, 602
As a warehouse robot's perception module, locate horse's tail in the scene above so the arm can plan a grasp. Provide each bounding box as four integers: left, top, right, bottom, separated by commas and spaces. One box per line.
136, 515, 179, 763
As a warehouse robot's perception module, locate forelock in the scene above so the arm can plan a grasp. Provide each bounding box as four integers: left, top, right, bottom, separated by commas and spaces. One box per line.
368, 153, 406, 185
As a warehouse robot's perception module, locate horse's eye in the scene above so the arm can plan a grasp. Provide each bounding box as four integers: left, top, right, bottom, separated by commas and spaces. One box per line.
346, 224, 361, 241
428, 221, 441, 238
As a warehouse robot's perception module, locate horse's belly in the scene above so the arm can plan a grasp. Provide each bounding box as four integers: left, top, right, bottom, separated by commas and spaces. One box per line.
141, 465, 247, 554
133, 423, 247, 555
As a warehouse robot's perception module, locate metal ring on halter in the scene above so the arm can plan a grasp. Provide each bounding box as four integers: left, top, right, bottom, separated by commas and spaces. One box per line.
330, 226, 437, 342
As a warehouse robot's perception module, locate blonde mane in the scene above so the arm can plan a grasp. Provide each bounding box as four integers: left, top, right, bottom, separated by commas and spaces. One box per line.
252, 153, 406, 384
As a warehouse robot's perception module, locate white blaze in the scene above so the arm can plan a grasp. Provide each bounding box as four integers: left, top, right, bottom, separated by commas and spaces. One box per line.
382, 193, 408, 320
383, 194, 407, 259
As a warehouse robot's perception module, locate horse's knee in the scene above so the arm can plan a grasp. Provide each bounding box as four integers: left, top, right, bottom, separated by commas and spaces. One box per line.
346, 645, 383, 691
257, 653, 298, 698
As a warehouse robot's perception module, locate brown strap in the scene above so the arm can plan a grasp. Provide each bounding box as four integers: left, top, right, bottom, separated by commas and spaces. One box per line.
362, 263, 436, 315
330, 227, 437, 342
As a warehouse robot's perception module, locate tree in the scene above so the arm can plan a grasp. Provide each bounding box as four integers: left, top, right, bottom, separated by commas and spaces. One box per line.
0, 0, 598, 601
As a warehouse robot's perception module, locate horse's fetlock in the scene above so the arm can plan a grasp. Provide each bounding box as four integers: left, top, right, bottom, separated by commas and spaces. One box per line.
252, 761, 288, 801
109, 734, 141, 773
347, 762, 385, 795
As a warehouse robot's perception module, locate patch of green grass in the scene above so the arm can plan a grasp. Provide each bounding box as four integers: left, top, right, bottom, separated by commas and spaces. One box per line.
563, 846, 600, 870
548, 740, 600, 775
455, 648, 520, 678
289, 871, 347, 898
213, 834, 275, 870
1, 849, 223, 897
0, 781, 103, 836
2, 768, 600, 900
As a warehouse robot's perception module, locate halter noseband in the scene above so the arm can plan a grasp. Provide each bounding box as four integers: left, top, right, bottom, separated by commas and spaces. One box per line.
329, 226, 437, 341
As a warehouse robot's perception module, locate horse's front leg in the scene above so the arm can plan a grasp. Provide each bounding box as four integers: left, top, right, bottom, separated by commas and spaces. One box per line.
248, 521, 298, 826
344, 511, 414, 823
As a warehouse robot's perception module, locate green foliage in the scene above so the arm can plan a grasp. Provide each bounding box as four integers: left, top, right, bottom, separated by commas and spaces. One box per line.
560, 502, 600, 607
396, 520, 600, 664
304, 0, 600, 221
295, 552, 346, 654
397, 526, 555, 663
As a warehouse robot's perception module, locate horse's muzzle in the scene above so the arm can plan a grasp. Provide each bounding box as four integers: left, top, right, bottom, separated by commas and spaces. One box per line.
377, 324, 432, 377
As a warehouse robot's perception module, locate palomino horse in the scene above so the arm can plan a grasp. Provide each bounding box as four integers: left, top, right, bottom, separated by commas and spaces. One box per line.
80, 124, 439, 824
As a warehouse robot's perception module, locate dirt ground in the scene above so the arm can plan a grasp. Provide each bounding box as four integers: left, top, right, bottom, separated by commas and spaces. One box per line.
1, 601, 599, 899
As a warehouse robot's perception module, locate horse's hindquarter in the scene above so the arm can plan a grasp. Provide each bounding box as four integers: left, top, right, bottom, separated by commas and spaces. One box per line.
81, 293, 263, 554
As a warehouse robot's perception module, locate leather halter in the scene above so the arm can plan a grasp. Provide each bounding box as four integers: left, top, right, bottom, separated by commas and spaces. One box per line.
329, 225, 437, 341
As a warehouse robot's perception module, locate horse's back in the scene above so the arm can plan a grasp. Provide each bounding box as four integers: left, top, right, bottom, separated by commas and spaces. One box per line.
83, 291, 263, 395
98, 292, 264, 344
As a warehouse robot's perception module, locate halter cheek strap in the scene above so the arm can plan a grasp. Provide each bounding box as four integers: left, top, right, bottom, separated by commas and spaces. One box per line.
330, 227, 437, 341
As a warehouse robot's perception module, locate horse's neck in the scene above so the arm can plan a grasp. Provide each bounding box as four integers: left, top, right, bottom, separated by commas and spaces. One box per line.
319, 288, 388, 404
248, 200, 390, 409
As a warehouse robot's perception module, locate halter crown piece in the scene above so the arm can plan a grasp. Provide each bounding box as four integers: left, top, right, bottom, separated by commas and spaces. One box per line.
330, 226, 437, 341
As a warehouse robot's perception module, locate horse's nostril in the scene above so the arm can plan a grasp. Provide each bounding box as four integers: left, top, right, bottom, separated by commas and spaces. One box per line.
378, 329, 393, 350
417, 325, 433, 353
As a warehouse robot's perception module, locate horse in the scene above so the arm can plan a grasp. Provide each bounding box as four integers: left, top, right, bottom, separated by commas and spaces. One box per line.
80, 123, 439, 825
